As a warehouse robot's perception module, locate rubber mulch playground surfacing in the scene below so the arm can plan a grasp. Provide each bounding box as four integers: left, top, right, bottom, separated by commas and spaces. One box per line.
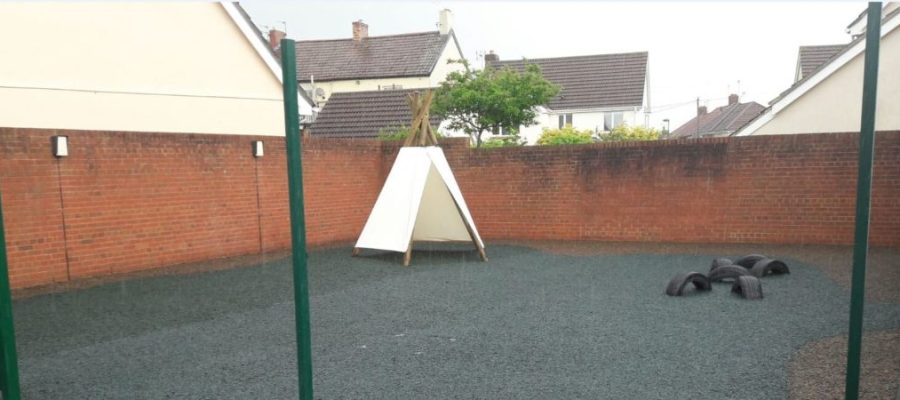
13, 244, 900, 399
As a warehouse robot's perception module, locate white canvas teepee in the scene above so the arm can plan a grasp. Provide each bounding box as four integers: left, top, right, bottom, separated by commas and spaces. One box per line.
353, 91, 486, 266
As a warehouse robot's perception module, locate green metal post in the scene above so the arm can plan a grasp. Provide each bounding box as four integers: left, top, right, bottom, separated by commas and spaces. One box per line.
845, 3, 881, 400
280, 38, 314, 400
0, 190, 21, 399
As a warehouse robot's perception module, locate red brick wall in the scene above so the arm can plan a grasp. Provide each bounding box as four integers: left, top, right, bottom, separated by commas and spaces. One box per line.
1, 128, 899, 289
442, 133, 900, 246
0, 130, 69, 288
0, 128, 385, 288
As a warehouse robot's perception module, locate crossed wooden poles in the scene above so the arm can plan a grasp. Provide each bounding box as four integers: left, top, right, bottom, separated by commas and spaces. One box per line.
403, 90, 440, 147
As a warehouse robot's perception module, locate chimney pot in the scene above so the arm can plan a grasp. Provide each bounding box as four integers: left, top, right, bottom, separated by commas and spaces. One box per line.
484, 50, 499, 64
352, 20, 368, 41
728, 93, 739, 105
268, 29, 286, 51
439, 9, 453, 35
697, 105, 708, 116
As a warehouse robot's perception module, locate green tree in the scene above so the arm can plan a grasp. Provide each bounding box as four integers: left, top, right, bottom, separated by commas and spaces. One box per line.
432, 61, 560, 147
602, 125, 660, 142
537, 125, 595, 145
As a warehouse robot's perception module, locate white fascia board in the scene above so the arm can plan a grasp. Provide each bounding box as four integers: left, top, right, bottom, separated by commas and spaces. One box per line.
220, 2, 313, 115
737, 13, 899, 136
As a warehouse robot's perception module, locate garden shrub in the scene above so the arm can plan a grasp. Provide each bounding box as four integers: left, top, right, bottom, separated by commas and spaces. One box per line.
537, 125, 594, 145
377, 125, 443, 141
602, 125, 660, 142
480, 135, 525, 148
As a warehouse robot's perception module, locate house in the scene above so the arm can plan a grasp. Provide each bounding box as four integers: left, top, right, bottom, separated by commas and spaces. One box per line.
669, 94, 765, 138
291, 10, 466, 108
0, 2, 313, 135
485, 51, 650, 145
735, 3, 900, 136
309, 89, 442, 138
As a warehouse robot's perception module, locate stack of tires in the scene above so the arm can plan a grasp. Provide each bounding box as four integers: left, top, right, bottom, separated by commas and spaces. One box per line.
665, 254, 790, 300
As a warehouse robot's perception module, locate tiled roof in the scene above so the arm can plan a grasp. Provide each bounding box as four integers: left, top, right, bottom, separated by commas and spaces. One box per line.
797, 44, 846, 80
486, 52, 647, 110
295, 31, 453, 82
309, 89, 443, 138
670, 101, 765, 138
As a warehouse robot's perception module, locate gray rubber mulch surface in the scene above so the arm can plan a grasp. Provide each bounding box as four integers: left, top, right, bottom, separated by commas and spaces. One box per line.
13, 245, 900, 399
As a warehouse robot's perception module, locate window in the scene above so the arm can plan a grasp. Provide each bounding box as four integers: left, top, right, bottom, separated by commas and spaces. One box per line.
558, 113, 573, 128
603, 112, 624, 131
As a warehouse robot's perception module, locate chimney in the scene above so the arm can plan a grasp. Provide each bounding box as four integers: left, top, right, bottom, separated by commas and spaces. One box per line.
438, 9, 453, 35
697, 105, 707, 116
728, 93, 739, 105
268, 29, 286, 51
484, 50, 499, 64
352, 20, 368, 41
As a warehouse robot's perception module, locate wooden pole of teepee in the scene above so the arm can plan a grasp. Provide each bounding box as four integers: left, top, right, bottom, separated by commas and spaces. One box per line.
403, 90, 438, 147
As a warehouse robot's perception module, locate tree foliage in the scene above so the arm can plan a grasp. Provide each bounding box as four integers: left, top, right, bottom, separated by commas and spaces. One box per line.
602, 125, 660, 142
537, 125, 595, 145
432, 61, 560, 147
376, 125, 443, 141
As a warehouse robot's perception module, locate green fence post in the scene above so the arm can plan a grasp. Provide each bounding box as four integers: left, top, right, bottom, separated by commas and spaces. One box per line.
0, 189, 21, 399
845, 3, 881, 400
280, 38, 314, 400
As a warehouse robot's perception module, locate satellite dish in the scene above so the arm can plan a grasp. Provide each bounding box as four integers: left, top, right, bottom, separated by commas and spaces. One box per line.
315, 88, 325, 97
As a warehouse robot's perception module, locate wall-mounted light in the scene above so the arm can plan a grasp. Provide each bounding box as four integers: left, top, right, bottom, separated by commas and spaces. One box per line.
252, 140, 264, 157
53, 136, 68, 157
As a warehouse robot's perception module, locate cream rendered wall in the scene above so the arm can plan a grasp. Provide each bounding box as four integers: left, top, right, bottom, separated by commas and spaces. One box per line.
517, 112, 556, 145
301, 35, 465, 105
0, 3, 287, 135
303, 77, 432, 106
754, 24, 900, 135
429, 38, 465, 86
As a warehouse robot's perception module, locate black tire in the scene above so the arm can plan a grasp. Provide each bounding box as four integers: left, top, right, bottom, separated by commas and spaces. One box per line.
665, 272, 712, 296
709, 258, 733, 273
734, 254, 767, 268
708, 265, 751, 283
731, 276, 764, 299
750, 258, 790, 278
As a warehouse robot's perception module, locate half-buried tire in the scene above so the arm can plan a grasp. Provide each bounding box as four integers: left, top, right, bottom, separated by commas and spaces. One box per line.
750, 258, 790, 278
731, 276, 764, 299
665, 272, 712, 296
734, 254, 767, 268
708, 265, 751, 283
709, 258, 734, 273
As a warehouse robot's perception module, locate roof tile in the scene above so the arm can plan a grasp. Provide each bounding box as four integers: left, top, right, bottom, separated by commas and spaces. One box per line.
296, 31, 451, 82
487, 52, 648, 110
798, 44, 846, 80
309, 89, 443, 138
671, 102, 765, 138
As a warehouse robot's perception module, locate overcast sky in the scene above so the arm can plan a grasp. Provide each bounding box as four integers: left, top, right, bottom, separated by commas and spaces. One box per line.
242, 1, 863, 130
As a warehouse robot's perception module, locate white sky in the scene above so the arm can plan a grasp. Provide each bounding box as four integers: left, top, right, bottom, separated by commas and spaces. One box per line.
242, 1, 864, 130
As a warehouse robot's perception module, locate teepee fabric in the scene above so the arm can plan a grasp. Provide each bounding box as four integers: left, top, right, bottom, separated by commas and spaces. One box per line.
355, 146, 483, 254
